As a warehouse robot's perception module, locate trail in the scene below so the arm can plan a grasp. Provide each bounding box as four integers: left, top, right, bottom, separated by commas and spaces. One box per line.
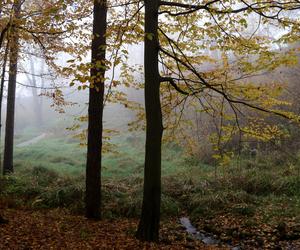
16, 133, 47, 148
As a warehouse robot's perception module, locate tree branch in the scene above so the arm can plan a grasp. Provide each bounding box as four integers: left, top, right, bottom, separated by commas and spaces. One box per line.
160, 76, 189, 95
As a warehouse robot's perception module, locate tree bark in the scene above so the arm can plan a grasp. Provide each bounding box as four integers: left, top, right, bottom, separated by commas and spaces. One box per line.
3, 0, 21, 175
0, 40, 9, 173
136, 0, 163, 242
85, 0, 107, 219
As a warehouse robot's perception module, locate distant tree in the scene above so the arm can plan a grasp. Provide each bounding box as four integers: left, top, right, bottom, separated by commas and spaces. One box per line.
85, 0, 107, 219
24, 57, 45, 126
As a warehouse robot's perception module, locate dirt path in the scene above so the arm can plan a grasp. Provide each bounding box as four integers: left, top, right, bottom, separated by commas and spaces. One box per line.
16, 133, 47, 148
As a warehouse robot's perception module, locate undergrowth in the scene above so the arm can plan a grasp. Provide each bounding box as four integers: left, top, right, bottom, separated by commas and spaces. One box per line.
1, 134, 300, 223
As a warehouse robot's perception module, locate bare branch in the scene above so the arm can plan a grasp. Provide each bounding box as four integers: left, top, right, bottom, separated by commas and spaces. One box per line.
160, 76, 189, 95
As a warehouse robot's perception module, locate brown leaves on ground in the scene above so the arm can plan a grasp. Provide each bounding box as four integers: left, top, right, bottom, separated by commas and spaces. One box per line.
194, 212, 300, 249
0, 209, 222, 250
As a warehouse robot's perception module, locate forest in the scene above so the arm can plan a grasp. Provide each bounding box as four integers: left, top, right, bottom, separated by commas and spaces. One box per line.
0, 0, 300, 249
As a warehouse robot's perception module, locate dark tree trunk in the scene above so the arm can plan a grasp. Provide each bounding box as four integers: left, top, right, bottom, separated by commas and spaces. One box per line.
0, 214, 8, 224
136, 0, 163, 242
0, 9, 8, 50
3, 0, 21, 175
85, 0, 107, 219
0, 40, 9, 173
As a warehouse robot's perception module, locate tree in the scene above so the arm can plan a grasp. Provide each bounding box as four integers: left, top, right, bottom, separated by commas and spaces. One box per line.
0, 40, 9, 170
136, 0, 300, 241
3, 0, 21, 174
61, 0, 144, 218
85, 0, 107, 219
24, 57, 45, 126
0, 0, 92, 174
136, 0, 163, 242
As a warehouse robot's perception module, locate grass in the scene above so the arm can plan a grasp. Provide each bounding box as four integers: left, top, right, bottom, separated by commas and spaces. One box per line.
13, 132, 187, 178
1, 130, 300, 225
14, 126, 42, 144
14, 137, 86, 176
1, 131, 188, 217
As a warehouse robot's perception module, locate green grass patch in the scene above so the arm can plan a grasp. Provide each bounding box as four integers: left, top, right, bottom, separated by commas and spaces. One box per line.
1, 132, 299, 225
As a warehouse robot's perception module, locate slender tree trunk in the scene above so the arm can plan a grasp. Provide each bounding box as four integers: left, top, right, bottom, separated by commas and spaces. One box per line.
26, 58, 43, 126
0, 7, 7, 223
0, 40, 9, 224
3, 0, 21, 175
0, 25, 9, 50
39, 61, 45, 116
0, 40, 9, 172
85, 0, 107, 219
136, 0, 163, 242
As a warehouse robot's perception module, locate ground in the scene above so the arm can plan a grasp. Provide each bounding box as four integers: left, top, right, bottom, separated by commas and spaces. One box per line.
0, 209, 220, 250
1, 131, 300, 249
2, 208, 300, 249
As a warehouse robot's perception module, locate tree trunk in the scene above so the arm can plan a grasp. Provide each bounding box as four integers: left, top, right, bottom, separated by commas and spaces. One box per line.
136, 0, 163, 242
85, 0, 107, 219
27, 58, 43, 126
0, 215, 8, 224
0, 40, 9, 173
3, 0, 21, 175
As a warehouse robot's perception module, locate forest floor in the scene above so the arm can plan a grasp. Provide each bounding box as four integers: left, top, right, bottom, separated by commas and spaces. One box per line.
0, 209, 221, 250
193, 212, 300, 249
2, 131, 300, 249
1, 208, 300, 249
